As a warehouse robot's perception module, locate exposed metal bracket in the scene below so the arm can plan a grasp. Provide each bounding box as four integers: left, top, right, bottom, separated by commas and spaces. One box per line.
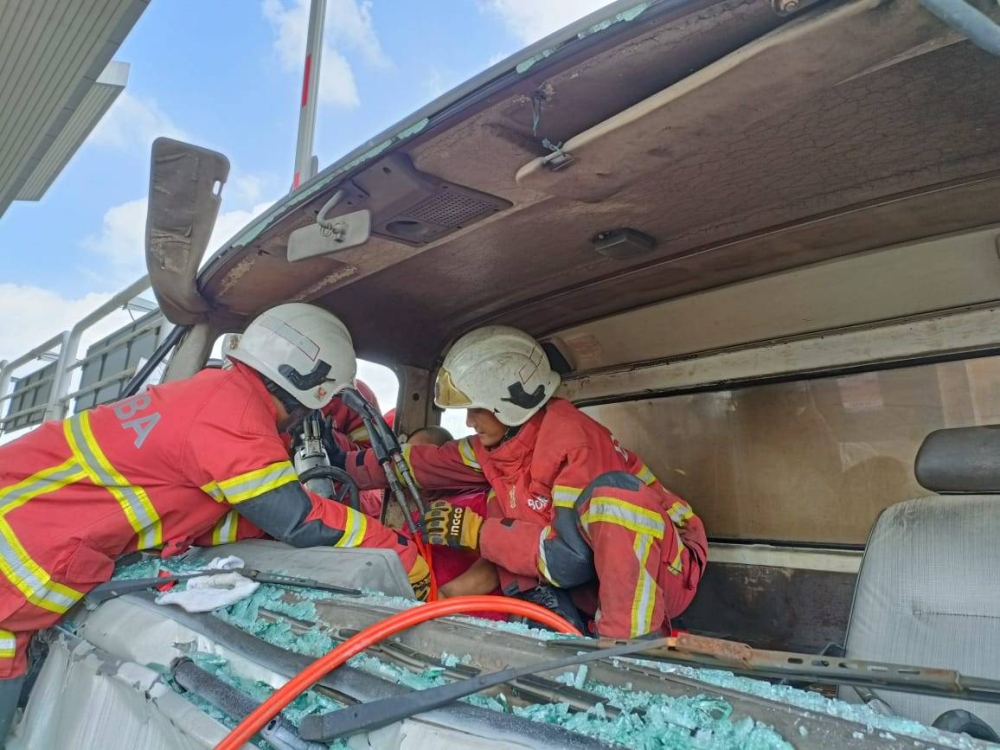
770, 0, 826, 17
918, 0, 1000, 57
541, 147, 575, 171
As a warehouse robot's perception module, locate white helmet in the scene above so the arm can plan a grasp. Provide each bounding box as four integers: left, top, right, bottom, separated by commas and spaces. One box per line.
227, 303, 356, 410
435, 326, 560, 426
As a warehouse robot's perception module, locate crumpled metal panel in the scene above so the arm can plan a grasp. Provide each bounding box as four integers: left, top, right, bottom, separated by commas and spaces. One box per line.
183, 540, 415, 598
9, 635, 234, 750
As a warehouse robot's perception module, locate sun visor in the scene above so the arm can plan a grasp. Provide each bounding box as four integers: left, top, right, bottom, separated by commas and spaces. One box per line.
916, 426, 1000, 494
145, 138, 230, 325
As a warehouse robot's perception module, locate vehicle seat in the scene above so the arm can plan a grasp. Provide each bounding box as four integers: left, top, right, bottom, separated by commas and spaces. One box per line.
841, 426, 1000, 730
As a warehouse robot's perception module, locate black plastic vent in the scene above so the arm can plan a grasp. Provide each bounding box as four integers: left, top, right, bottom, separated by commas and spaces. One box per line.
321, 154, 512, 248
404, 188, 499, 228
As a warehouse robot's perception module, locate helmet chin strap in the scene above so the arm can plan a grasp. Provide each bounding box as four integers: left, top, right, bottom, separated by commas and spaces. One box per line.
499, 419, 523, 446
262, 375, 305, 416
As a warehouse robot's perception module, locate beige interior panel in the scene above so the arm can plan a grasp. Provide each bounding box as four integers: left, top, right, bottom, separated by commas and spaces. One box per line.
517, 0, 965, 200
584, 355, 1000, 544
553, 226, 1000, 372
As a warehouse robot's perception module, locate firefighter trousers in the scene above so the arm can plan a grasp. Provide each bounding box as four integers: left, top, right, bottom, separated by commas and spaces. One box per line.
541, 471, 706, 639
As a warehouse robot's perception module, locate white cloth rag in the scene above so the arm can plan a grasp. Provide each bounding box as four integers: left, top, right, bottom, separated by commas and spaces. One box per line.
203, 555, 245, 572
154, 556, 258, 613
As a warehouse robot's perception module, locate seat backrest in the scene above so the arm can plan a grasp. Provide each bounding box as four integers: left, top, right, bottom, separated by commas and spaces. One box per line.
842, 494, 1000, 726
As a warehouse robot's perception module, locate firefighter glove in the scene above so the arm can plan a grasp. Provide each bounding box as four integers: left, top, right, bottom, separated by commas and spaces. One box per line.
424, 501, 483, 552
408, 554, 432, 602
320, 415, 348, 470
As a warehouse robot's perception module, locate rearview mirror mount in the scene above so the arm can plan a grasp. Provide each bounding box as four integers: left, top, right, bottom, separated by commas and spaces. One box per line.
287, 188, 372, 262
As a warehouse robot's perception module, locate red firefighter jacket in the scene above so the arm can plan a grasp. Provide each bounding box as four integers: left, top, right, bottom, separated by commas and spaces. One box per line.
345, 399, 707, 596
0, 363, 416, 623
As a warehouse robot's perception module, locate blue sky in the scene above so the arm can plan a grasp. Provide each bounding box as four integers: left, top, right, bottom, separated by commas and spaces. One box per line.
0, 0, 611, 433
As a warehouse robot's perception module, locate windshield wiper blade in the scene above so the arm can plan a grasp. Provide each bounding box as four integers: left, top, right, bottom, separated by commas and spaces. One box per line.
299, 637, 666, 742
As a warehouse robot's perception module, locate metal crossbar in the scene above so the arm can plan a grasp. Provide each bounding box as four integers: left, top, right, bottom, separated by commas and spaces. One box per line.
0, 276, 166, 436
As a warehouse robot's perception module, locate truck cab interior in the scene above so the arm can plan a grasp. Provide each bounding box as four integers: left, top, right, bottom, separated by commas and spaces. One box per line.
134, 0, 1000, 739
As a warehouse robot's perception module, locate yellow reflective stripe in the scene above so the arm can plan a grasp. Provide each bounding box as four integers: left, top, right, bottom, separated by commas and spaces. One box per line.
201, 481, 225, 503
398, 445, 421, 488
552, 484, 582, 509
0, 459, 88, 613
667, 499, 694, 526
634, 462, 657, 486
457, 438, 482, 472
64, 413, 162, 550
582, 497, 665, 539
217, 461, 298, 504
668, 528, 685, 576
0, 630, 15, 659
334, 506, 368, 548
211, 511, 240, 545
630, 534, 656, 638
348, 426, 370, 443
537, 525, 557, 585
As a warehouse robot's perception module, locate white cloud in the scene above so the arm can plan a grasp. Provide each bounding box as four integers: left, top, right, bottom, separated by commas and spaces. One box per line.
483, 0, 616, 45
81, 187, 278, 284
89, 91, 188, 153
0, 286, 123, 365
261, 0, 388, 109
315, 48, 360, 109
207, 198, 280, 253
82, 197, 148, 279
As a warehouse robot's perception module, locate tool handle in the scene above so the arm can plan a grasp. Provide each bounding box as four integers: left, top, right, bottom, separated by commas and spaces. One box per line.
248, 571, 361, 597
87, 573, 195, 603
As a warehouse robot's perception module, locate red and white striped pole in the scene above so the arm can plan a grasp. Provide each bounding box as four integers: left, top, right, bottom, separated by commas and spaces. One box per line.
292, 0, 326, 191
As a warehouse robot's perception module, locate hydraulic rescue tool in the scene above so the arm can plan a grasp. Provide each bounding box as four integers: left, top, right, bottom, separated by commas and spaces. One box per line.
294, 410, 361, 510
546, 633, 1000, 706
338, 387, 438, 598
338, 388, 428, 524
86, 569, 362, 607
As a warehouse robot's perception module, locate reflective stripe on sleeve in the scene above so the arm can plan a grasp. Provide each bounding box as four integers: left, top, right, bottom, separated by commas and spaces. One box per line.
668, 527, 685, 576
200, 482, 225, 503
211, 511, 240, 545
457, 438, 482, 472
581, 497, 666, 540
537, 525, 556, 585
0, 459, 88, 613
552, 484, 582, 509
634, 462, 657, 486
334, 506, 368, 548
630, 534, 657, 638
0, 630, 15, 659
65, 413, 163, 550
348, 426, 370, 444
215, 461, 298, 504
667, 498, 694, 526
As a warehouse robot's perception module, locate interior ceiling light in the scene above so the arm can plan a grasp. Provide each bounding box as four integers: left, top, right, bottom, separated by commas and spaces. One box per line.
591, 228, 656, 260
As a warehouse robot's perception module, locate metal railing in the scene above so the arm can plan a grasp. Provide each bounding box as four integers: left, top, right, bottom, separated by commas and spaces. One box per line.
0, 276, 163, 435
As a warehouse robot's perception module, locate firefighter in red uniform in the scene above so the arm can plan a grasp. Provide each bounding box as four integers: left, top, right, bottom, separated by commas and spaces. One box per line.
333, 326, 707, 638
206, 377, 385, 545
0, 303, 429, 742
198, 333, 415, 555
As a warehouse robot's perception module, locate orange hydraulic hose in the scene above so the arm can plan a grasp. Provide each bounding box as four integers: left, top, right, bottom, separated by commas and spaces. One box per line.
215, 595, 582, 750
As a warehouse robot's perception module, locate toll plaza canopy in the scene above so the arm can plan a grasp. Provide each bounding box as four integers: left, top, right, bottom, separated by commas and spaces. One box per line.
0, 0, 149, 219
